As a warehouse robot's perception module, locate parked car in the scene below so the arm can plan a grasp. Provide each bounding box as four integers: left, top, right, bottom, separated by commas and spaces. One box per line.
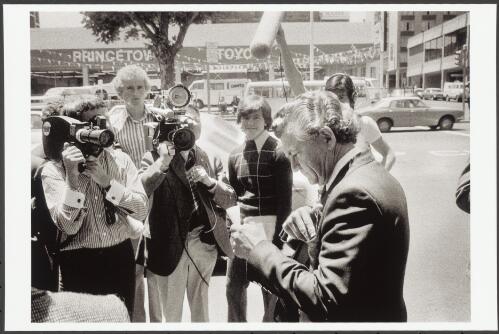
389, 88, 418, 98
414, 88, 424, 99
356, 96, 464, 132
422, 88, 445, 100
443, 81, 464, 101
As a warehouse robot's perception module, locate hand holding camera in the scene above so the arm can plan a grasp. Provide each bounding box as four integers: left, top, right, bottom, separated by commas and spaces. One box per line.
157, 141, 175, 172
62, 143, 85, 189
187, 165, 216, 188
83, 156, 111, 188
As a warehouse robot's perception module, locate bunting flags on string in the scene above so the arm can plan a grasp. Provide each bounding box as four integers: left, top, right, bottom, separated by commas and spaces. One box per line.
31, 44, 381, 74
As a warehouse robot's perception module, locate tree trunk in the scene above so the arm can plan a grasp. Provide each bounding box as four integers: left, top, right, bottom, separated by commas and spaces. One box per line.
156, 49, 176, 90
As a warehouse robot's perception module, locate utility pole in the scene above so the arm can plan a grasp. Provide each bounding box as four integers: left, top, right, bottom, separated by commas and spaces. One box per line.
309, 11, 314, 81
464, 13, 470, 121
461, 44, 467, 117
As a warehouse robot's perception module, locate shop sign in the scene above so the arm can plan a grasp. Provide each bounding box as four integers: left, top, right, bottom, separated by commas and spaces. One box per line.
72, 49, 155, 63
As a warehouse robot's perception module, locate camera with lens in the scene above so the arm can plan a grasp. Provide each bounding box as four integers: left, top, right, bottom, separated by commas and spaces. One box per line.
152, 116, 196, 152
42, 115, 115, 169
145, 84, 196, 152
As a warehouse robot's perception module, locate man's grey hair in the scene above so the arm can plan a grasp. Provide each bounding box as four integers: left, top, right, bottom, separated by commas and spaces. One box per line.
272, 90, 360, 144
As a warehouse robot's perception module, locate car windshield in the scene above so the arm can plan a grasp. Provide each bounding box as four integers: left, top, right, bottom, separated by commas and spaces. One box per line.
45, 87, 92, 96
409, 99, 427, 107
371, 99, 391, 108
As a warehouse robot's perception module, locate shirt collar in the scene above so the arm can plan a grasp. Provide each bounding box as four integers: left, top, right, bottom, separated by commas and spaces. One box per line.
325, 147, 361, 192
108, 104, 152, 132
252, 130, 270, 153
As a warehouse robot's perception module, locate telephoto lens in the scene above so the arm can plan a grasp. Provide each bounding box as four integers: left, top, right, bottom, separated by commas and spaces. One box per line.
76, 128, 115, 147
172, 128, 195, 151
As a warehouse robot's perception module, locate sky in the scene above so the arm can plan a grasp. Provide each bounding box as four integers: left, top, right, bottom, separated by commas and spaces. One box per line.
38, 11, 370, 28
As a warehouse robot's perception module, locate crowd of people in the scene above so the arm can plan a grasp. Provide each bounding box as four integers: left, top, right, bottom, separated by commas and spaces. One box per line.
31, 26, 468, 323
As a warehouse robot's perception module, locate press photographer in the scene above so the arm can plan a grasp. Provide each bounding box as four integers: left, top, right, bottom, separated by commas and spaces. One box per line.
40, 95, 148, 318
139, 86, 237, 322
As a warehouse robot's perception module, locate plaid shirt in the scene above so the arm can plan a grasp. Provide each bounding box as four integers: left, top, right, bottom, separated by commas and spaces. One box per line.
41, 148, 148, 251
31, 288, 130, 322
228, 134, 293, 228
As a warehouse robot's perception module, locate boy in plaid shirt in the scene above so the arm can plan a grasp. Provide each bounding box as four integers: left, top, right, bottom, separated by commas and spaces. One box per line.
226, 95, 293, 322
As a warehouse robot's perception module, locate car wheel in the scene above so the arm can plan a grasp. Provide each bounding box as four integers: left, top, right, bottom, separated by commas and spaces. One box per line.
377, 118, 392, 133
429, 125, 438, 130
439, 116, 455, 130
195, 99, 205, 109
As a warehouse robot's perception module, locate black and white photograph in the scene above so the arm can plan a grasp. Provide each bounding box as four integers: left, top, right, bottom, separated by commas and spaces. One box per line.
2, 3, 497, 331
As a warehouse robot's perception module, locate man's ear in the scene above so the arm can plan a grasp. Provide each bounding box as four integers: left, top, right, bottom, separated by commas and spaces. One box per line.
319, 126, 336, 150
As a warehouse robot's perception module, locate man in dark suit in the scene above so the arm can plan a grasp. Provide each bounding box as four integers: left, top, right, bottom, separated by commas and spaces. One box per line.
140, 107, 237, 322
230, 91, 410, 322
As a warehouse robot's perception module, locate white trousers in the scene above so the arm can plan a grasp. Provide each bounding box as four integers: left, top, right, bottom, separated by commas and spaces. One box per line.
148, 226, 218, 322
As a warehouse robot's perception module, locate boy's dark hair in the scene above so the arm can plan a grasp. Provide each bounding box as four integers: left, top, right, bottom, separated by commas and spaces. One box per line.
236, 95, 272, 129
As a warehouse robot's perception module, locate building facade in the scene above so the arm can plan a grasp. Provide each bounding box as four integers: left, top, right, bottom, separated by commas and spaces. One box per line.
30, 20, 375, 95
407, 12, 469, 89
379, 11, 465, 89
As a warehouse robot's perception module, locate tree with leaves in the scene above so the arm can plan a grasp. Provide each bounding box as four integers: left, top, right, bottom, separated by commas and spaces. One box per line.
82, 12, 214, 89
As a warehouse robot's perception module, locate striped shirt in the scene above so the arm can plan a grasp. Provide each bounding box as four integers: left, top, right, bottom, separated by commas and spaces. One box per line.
41, 148, 148, 251
108, 104, 157, 168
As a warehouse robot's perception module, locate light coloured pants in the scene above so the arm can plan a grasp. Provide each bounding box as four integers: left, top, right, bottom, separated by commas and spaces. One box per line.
148, 227, 218, 322
132, 238, 162, 322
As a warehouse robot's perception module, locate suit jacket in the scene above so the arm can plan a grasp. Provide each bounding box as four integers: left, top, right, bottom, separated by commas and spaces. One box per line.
140, 145, 237, 276
248, 150, 410, 322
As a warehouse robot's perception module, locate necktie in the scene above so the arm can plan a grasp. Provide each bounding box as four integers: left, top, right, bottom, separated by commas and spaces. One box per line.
245, 139, 257, 152
101, 187, 117, 225
185, 150, 200, 213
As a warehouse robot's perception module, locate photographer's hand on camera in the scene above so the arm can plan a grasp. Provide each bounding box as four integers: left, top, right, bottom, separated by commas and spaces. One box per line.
83, 156, 112, 188
157, 141, 175, 172
188, 165, 216, 189
62, 143, 85, 190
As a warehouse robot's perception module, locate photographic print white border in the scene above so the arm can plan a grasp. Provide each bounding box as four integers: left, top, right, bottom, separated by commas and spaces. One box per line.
4, 3, 496, 331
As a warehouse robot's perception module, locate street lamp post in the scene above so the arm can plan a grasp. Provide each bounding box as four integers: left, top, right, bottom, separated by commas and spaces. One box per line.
310, 11, 314, 81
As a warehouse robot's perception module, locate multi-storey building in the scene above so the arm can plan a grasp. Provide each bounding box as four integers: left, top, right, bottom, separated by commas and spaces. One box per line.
407, 12, 469, 89
379, 10, 464, 89
30, 12, 40, 28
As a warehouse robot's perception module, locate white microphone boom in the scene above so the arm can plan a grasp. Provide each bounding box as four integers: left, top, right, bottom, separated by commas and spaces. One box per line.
250, 12, 285, 59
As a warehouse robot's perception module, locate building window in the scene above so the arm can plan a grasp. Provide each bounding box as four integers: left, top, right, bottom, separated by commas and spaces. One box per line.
370, 67, 376, 78
444, 27, 467, 57
425, 37, 443, 62
409, 43, 424, 56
